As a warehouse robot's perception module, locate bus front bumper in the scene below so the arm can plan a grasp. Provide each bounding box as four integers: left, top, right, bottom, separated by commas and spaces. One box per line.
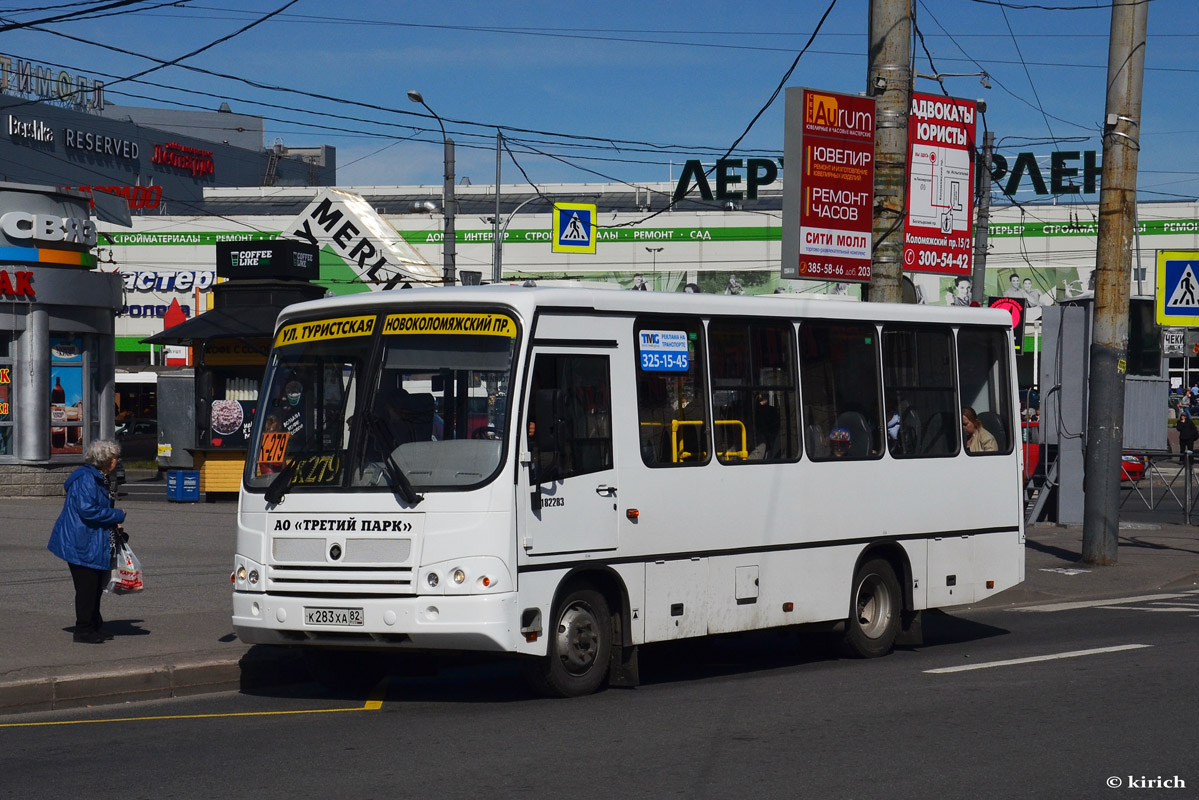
232, 591, 518, 652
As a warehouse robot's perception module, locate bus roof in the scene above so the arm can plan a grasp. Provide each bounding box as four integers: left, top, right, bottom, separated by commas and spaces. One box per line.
271, 285, 1015, 332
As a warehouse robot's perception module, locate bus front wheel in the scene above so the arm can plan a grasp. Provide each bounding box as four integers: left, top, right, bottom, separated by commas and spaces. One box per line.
527, 587, 613, 697
844, 558, 901, 658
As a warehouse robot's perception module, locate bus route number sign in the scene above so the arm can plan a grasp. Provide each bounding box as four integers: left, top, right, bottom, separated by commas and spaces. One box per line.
639, 329, 689, 372
257, 432, 289, 472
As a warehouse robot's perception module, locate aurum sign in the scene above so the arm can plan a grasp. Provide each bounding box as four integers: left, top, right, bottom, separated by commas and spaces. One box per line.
781, 87, 875, 283
903, 93, 976, 276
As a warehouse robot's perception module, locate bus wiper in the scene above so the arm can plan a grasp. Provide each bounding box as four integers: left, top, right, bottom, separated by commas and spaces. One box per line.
264, 458, 299, 506
365, 411, 424, 507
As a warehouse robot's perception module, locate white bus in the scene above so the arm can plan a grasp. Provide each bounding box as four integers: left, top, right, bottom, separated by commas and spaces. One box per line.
233, 287, 1024, 696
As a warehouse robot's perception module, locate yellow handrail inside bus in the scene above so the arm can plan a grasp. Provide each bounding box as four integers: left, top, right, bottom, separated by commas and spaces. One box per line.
639, 419, 746, 462
714, 419, 747, 460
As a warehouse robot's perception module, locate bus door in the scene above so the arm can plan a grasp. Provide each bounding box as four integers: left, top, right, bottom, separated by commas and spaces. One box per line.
520, 350, 619, 555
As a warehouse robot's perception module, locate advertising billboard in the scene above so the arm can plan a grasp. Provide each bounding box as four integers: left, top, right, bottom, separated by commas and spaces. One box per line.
781, 87, 876, 283
903, 93, 977, 276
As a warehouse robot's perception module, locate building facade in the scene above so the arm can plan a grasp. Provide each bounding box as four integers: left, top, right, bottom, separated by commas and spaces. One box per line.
0, 183, 122, 494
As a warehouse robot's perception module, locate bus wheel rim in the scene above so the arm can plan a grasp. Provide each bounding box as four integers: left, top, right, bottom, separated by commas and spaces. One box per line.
556, 602, 599, 674
855, 573, 893, 639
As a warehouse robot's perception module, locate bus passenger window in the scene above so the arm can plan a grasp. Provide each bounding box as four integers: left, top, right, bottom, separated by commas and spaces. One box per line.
708, 320, 799, 463
635, 318, 709, 467
958, 329, 1014, 455
882, 326, 958, 458
799, 322, 883, 461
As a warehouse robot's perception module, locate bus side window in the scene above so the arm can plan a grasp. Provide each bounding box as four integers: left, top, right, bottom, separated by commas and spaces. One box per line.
528, 354, 613, 480
635, 318, 709, 467
708, 319, 799, 463
958, 329, 1014, 455
799, 321, 883, 461
882, 326, 958, 458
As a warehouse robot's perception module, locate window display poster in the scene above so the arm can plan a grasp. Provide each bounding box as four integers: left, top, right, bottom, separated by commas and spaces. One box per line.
51, 337, 84, 455
0, 365, 10, 422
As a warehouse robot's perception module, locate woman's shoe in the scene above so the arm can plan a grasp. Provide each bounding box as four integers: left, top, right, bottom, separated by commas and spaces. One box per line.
72, 631, 105, 644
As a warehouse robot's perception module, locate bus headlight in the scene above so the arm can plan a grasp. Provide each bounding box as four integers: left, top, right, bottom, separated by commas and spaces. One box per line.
420, 557, 512, 595
233, 555, 265, 593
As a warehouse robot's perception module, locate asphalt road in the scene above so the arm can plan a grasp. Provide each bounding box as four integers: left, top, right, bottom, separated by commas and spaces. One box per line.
4, 595, 1197, 800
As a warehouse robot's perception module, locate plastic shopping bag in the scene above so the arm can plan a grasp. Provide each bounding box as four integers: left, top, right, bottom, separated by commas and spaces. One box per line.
107, 541, 144, 594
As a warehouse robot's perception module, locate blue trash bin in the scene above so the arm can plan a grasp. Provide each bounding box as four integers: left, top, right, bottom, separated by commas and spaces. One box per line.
180, 470, 200, 502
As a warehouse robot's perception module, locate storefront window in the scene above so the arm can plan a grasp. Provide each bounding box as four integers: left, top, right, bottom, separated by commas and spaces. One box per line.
199, 338, 268, 449
50, 336, 85, 456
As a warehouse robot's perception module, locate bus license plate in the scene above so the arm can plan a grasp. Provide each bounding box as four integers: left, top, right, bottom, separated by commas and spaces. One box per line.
304, 607, 364, 626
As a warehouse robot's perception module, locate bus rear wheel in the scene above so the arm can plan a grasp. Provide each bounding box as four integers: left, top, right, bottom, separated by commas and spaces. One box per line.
844, 558, 901, 658
526, 587, 613, 697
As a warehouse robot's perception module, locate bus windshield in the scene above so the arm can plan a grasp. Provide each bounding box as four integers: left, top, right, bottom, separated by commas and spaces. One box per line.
244, 309, 518, 493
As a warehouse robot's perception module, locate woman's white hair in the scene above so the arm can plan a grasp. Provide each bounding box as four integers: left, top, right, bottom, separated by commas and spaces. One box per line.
85, 439, 121, 468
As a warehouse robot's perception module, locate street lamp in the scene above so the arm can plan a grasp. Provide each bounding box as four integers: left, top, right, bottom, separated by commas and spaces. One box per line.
408, 89, 456, 285
645, 246, 663, 288
491, 195, 552, 283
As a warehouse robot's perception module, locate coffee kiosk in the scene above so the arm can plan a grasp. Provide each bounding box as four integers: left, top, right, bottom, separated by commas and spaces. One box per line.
143, 239, 324, 495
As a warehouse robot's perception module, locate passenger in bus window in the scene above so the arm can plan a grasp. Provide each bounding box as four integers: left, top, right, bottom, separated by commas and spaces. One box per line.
829, 427, 852, 458
962, 406, 998, 453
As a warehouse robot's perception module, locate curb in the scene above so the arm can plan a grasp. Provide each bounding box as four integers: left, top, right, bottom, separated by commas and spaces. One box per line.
0, 660, 240, 715
0, 648, 309, 716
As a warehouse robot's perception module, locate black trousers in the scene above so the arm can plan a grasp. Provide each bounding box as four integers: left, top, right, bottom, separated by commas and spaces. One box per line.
68, 562, 111, 634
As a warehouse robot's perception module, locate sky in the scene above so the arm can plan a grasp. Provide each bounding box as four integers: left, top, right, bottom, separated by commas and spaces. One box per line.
0, 0, 1192, 208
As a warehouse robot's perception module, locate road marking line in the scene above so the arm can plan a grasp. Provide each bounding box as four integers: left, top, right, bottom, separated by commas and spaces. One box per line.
1098, 606, 1199, 613
924, 644, 1152, 674
1012, 594, 1190, 612
0, 679, 391, 728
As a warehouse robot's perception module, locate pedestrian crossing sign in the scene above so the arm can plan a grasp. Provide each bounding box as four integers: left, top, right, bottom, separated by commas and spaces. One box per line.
1157, 250, 1199, 326
552, 202, 597, 254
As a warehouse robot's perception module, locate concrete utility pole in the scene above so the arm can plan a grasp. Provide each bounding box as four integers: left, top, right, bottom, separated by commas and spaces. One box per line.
970, 128, 994, 305
1082, 0, 1148, 565
866, 0, 911, 304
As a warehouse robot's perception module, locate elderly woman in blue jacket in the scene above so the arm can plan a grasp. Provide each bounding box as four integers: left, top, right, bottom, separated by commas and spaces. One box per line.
48, 439, 126, 644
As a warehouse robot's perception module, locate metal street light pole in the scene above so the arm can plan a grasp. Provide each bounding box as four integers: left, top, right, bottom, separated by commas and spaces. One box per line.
494, 195, 550, 282
493, 130, 502, 284
408, 89, 456, 285
646, 246, 663, 288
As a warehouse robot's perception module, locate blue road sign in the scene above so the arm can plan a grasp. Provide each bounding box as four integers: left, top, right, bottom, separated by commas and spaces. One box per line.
1157, 251, 1199, 327
552, 203, 596, 254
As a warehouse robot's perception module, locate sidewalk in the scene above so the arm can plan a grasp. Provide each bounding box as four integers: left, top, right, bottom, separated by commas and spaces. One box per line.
2, 486, 1198, 715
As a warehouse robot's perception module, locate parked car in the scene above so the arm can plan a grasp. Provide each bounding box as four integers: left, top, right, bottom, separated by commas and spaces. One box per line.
115, 417, 157, 461
1121, 454, 1146, 482
1024, 421, 1143, 482
1021, 421, 1041, 481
